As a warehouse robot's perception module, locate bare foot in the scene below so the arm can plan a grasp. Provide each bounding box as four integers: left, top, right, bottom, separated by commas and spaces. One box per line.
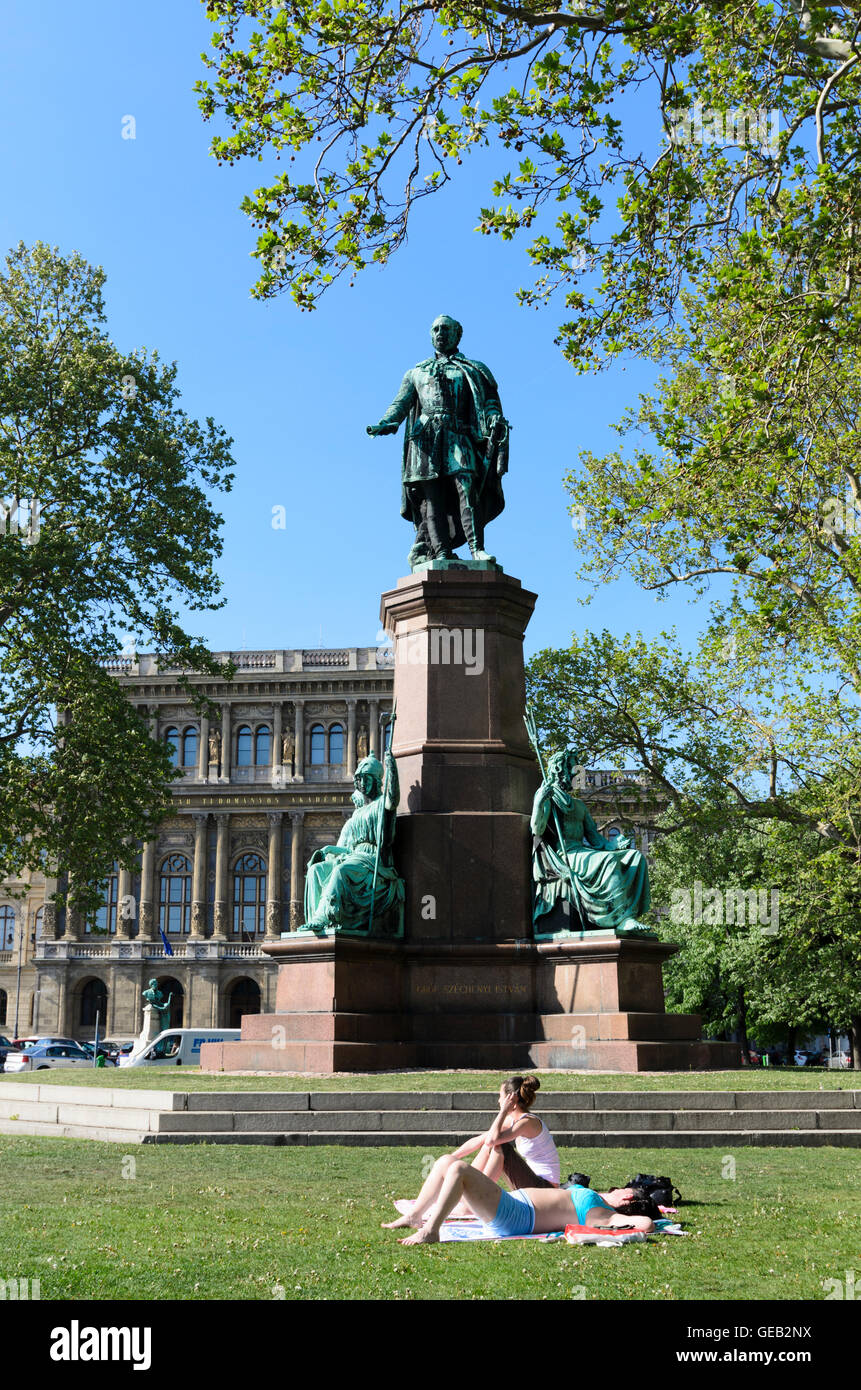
399, 1226, 440, 1245
381, 1213, 419, 1229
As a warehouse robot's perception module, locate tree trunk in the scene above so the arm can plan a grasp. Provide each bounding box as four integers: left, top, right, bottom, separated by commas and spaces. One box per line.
738, 989, 752, 1065
850, 1017, 861, 1071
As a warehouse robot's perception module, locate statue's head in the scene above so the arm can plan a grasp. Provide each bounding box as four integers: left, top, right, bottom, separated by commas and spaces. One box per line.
354, 754, 384, 801
146, 977, 158, 990
431, 315, 463, 355
547, 749, 580, 786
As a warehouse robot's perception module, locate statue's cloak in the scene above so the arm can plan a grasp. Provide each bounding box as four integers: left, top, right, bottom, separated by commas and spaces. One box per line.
398, 353, 507, 543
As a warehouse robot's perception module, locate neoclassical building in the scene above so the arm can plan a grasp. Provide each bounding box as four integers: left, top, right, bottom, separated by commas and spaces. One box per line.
0, 645, 663, 1042
0, 647, 394, 1041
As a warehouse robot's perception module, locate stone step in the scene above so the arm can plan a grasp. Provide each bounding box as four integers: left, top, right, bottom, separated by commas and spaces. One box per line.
237, 1011, 706, 1044
146, 1128, 861, 1148
153, 1106, 861, 1135
181, 1089, 861, 1112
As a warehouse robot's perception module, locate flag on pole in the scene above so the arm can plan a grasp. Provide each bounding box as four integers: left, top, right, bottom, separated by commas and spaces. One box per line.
159, 927, 174, 957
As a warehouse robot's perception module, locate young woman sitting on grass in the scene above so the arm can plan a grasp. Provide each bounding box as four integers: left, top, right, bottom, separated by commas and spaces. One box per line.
452, 1075, 561, 1186
383, 1094, 659, 1246
390, 1076, 560, 1224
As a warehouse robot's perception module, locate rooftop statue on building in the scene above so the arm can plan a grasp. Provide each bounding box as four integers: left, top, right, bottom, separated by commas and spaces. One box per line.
299, 750, 404, 936
367, 315, 508, 571
531, 750, 655, 939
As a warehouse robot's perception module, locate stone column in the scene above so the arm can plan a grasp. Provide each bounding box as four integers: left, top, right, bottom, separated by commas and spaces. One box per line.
65, 876, 82, 941
139, 839, 157, 942
368, 699, 379, 755
117, 861, 134, 940
213, 812, 230, 940
198, 714, 209, 783
272, 702, 283, 785
293, 700, 305, 781
346, 698, 357, 778
42, 901, 58, 942
56, 970, 69, 1036
220, 700, 232, 783
289, 810, 305, 931
266, 811, 282, 939
190, 813, 208, 938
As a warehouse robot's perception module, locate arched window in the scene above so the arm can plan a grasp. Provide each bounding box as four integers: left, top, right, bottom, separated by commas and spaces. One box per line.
329, 724, 344, 764
236, 725, 252, 766
159, 854, 192, 934
0, 906, 15, 950
226, 977, 261, 1028
310, 724, 325, 765
79, 978, 108, 1027
89, 871, 118, 935
164, 727, 179, 767
232, 853, 267, 936
182, 726, 198, 768
383, 717, 393, 752
0, 988, 6, 1025
157, 977, 185, 1030
34, 906, 44, 940
255, 725, 271, 766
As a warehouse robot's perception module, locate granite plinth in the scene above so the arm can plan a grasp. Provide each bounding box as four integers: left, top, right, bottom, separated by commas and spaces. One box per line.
380, 568, 538, 813
200, 935, 742, 1073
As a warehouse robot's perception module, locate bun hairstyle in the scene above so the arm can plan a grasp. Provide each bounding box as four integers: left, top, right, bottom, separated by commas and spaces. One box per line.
614, 1189, 662, 1220
503, 1075, 540, 1110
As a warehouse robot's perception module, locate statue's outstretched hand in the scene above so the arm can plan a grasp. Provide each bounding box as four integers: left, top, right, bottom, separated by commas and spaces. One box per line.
366, 422, 398, 436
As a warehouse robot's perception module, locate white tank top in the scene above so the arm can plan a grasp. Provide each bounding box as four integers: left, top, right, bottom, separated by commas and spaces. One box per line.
514, 1119, 560, 1183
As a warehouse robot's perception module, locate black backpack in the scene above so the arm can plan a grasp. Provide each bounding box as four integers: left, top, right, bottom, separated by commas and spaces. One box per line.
628, 1173, 682, 1207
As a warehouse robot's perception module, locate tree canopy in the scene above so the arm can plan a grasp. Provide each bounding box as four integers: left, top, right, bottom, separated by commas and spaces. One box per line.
0, 242, 235, 909
198, 2, 861, 367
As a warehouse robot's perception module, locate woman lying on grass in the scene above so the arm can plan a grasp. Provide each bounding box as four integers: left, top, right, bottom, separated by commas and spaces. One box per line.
383, 1095, 659, 1246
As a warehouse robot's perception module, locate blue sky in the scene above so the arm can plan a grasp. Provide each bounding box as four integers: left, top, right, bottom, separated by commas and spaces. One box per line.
0, 0, 708, 660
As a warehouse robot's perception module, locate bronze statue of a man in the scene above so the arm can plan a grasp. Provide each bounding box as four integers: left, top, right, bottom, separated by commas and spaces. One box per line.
367, 315, 509, 570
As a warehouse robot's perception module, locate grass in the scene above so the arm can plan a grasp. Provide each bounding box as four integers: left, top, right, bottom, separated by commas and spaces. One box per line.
1, 1067, 855, 1091
1, 1137, 858, 1301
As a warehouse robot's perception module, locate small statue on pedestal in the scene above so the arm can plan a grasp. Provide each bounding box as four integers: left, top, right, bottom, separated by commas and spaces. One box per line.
208, 727, 221, 770
529, 748, 655, 939
299, 750, 404, 937
281, 728, 295, 770
129, 978, 173, 1060
356, 725, 369, 761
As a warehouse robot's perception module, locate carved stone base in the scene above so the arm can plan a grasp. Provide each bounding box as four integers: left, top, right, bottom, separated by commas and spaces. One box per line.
200, 935, 741, 1074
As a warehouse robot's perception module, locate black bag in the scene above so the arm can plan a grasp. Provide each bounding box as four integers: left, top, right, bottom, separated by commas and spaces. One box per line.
566, 1172, 591, 1189
628, 1173, 682, 1207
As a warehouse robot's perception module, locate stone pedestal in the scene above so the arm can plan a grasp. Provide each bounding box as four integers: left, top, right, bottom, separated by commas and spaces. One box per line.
202, 568, 740, 1074
201, 934, 740, 1073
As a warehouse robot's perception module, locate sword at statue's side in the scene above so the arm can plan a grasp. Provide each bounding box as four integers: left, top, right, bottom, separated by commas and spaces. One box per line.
523, 702, 577, 889
368, 700, 397, 936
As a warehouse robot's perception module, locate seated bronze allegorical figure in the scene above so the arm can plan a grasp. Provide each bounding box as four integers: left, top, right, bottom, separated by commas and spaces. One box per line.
299, 750, 405, 937
530, 750, 655, 939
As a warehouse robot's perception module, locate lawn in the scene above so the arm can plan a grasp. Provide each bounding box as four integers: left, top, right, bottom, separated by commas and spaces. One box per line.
1, 1138, 858, 1301
1, 1067, 855, 1092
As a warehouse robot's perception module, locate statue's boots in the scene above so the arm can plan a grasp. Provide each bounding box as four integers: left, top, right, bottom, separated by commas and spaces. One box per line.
456, 480, 496, 564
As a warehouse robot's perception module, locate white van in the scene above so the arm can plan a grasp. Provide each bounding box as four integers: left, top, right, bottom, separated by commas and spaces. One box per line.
119, 1028, 240, 1068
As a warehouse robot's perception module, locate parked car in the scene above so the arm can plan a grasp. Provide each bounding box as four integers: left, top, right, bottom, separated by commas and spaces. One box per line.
5, 1042, 96, 1072
0, 1034, 23, 1072
828, 1052, 852, 1069
13, 1035, 79, 1051
79, 1042, 118, 1066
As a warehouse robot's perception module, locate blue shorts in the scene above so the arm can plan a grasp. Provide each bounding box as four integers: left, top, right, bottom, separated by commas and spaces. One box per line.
487, 1188, 536, 1238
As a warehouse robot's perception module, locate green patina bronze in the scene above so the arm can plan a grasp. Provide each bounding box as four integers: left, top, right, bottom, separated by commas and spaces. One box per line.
529, 748, 656, 940
142, 977, 172, 1031
367, 314, 509, 571
298, 749, 405, 937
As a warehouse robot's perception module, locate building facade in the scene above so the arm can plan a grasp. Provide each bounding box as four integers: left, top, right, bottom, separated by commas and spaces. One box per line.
0, 648, 662, 1043
0, 647, 394, 1042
